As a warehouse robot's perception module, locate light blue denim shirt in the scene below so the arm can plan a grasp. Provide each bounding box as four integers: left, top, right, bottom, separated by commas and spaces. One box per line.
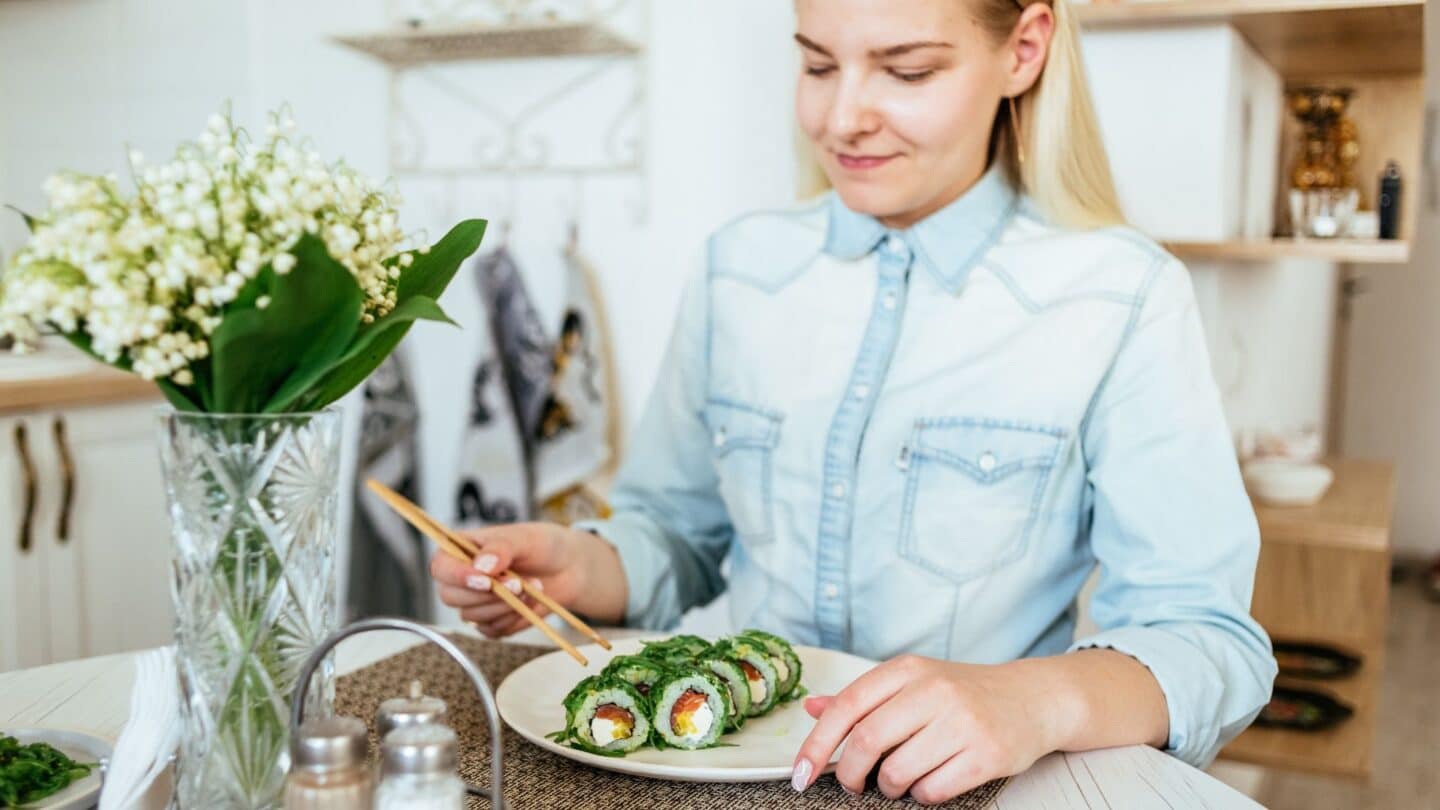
577, 165, 1275, 766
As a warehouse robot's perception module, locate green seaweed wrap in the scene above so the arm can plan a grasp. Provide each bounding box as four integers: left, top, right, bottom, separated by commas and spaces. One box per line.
639, 634, 710, 664
649, 667, 734, 750
600, 654, 670, 699
694, 650, 751, 730
557, 675, 652, 756
741, 629, 804, 700
710, 637, 781, 716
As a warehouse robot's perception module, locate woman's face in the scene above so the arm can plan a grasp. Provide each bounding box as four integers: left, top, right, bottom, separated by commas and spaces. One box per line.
794, 0, 1016, 228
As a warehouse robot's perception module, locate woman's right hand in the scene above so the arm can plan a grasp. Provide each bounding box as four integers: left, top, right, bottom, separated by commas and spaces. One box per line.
429, 522, 626, 637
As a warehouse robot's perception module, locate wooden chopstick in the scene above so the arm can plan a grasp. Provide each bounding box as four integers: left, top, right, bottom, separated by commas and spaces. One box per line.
364, 479, 597, 665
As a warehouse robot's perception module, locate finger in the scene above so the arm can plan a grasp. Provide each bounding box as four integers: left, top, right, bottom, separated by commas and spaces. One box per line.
461, 525, 556, 577
832, 693, 931, 795
437, 583, 502, 610
792, 657, 916, 791
875, 720, 960, 801
908, 750, 993, 807
430, 550, 478, 588
458, 579, 537, 624
804, 696, 833, 718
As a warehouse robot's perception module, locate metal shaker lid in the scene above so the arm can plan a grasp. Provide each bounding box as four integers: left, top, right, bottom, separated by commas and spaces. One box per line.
377, 679, 448, 738
381, 722, 458, 776
292, 715, 369, 773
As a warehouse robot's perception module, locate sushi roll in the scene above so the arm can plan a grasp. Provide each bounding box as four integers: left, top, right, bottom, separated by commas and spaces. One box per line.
741, 629, 804, 700
557, 676, 652, 756
650, 668, 733, 750
694, 649, 751, 729
711, 637, 781, 716
600, 655, 669, 699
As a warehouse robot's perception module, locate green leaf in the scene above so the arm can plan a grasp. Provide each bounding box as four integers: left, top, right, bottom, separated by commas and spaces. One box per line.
60, 330, 201, 411
304, 219, 486, 408
4, 204, 37, 232
209, 234, 363, 413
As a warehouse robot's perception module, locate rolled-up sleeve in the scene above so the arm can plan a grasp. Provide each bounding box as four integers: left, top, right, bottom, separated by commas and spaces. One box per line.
1070, 256, 1277, 767
573, 259, 733, 629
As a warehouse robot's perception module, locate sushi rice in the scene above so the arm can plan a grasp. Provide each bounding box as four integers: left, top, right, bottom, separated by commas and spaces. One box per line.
650, 668, 733, 750
600, 654, 669, 699
740, 629, 805, 701
554, 675, 652, 756
709, 637, 781, 716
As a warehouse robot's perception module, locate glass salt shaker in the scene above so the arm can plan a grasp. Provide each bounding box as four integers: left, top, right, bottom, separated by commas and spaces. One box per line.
375, 722, 466, 810
377, 680, 448, 738
283, 716, 374, 810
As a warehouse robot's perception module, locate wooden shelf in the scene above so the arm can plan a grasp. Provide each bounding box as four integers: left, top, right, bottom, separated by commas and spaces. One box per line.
0, 366, 161, 415
333, 19, 640, 66
1167, 238, 1411, 264
1075, 0, 1425, 77
1251, 458, 1395, 552
1222, 638, 1384, 778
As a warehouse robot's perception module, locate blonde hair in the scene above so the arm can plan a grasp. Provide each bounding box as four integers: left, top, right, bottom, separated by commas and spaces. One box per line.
798, 0, 1126, 230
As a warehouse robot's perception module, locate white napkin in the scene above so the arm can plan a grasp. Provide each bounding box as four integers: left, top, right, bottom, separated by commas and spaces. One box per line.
99, 646, 180, 810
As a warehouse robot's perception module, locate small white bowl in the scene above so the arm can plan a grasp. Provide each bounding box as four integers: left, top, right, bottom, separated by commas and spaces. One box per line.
1243, 460, 1334, 507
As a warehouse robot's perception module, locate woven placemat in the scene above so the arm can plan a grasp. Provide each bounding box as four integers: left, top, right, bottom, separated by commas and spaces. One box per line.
335, 635, 1008, 809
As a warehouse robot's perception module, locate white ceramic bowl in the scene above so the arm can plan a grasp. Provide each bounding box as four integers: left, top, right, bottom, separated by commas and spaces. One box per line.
1243, 459, 1334, 507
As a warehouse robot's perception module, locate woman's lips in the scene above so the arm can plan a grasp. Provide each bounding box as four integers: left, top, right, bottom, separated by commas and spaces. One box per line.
835, 152, 896, 171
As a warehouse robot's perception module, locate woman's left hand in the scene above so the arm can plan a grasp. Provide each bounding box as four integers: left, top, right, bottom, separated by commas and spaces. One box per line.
791, 654, 1070, 804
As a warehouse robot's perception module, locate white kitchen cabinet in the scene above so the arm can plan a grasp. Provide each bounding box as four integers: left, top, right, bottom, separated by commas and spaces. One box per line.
0, 399, 172, 671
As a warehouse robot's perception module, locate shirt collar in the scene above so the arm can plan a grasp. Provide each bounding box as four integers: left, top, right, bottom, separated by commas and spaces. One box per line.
823, 163, 1019, 294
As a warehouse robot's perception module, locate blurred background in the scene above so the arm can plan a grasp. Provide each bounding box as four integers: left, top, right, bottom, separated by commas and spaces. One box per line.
0, 0, 1435, 806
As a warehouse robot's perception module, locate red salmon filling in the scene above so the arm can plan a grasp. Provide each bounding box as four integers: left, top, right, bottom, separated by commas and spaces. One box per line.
670, 689, 709, 736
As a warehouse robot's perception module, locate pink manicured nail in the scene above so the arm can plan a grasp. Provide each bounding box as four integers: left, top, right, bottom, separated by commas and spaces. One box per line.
528, 578, 544, 592
465, 575, 491, 592
791, 759, 812, 792
505, 577, 523, 594
474, 553, 498, 573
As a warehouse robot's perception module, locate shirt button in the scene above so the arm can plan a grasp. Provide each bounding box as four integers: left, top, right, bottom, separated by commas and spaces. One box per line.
882, 293, 898, 311
823, 582, 841, 600
978, 451, 997, 473
852, 384, 870, 400
884, 234, 905, 254
713, 428, 727, 448
830, 482, 847, 499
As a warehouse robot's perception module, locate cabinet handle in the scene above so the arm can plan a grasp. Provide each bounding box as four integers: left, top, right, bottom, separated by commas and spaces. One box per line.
15, 423, 36, 554
53, 417, 74, 544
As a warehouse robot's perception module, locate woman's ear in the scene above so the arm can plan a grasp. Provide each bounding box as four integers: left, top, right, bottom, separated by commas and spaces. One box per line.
1002, 2, 1056, 98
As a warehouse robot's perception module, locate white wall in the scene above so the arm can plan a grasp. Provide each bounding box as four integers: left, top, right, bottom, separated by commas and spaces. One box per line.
1340, 4, 1440, 557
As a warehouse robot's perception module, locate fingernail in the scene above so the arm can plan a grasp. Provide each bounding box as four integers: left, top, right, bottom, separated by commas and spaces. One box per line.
529, 578, 544, 592
474, 553, 498, 573
791, 759, 812, 792
465, 575, 491, 592
506, 577, 523, 594
842, 784, 860, 796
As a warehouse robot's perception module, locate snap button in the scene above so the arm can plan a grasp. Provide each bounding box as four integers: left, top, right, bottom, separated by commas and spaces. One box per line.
830, 482, 847, 499
823, 582, 841, 600
852, 384, 870, 400
978, 451, 997, 473
713, 428, 727, 448
882, 293, 898, 311
884, 234, 905, 254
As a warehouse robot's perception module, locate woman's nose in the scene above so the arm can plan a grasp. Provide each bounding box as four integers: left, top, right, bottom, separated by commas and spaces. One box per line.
827, 75, 880, 140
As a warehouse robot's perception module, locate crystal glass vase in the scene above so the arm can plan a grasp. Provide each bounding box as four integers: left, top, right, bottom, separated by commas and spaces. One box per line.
157, 409, 342, 809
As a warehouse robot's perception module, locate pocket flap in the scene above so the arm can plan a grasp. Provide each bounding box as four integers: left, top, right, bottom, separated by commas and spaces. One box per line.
702, 399, 781, 454
911, 419, 1063, 481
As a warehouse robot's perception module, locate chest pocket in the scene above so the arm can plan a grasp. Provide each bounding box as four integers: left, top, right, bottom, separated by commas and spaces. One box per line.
897, 418, 1064, 584
702, 399, 782, 545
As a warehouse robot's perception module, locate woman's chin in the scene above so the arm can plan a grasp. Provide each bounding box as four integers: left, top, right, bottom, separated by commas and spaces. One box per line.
830, 181, 919, 223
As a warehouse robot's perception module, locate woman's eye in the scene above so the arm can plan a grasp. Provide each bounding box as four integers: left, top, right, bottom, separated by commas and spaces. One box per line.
889, 69, 935, 83
804, 64, 836, 78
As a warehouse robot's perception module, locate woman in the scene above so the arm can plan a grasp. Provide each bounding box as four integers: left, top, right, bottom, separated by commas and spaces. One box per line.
431, 0, 1276, 803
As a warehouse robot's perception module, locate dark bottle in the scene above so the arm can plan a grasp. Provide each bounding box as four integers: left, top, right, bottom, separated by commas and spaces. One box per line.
1378, 160, 1402, 240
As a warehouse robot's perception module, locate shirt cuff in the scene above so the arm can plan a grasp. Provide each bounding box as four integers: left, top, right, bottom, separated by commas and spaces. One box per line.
1069, 626, 1226, 766
573, 511, 680, 630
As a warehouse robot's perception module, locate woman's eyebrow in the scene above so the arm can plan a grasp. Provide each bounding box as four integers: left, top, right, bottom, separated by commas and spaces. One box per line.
793, 34, 953, 59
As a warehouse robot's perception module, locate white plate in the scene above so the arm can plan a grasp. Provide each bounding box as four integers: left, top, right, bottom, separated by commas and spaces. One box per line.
496, 638, 877, 782
4, 728, 111, 809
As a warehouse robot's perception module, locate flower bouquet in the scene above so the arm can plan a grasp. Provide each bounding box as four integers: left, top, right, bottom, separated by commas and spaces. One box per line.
0, 107, 485, 808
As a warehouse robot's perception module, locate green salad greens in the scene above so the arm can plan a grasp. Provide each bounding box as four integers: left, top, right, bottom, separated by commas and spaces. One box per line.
0, 735, 95, 807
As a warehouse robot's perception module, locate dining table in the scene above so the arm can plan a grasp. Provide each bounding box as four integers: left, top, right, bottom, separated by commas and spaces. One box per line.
0, 623, 1263, 809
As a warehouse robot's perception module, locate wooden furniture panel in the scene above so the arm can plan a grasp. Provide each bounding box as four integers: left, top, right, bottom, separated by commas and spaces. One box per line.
0, 366, 160, 415
1219, 459, 1394, 778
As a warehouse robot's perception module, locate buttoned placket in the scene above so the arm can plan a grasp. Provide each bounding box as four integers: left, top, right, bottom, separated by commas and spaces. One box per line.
812, 232, 914, 649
